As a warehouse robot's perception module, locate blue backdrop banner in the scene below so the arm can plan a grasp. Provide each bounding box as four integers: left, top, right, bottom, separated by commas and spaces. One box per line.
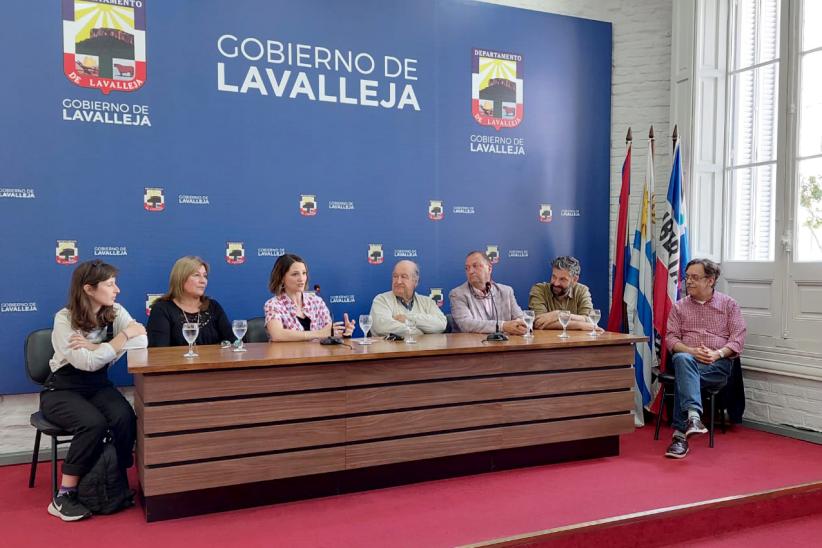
0, 0, 612, 394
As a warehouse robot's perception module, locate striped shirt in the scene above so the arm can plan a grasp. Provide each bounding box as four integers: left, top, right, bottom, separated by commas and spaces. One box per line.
665, 291, 746, 355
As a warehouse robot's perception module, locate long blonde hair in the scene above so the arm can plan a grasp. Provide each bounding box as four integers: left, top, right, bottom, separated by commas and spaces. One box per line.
159, 256, 210, 311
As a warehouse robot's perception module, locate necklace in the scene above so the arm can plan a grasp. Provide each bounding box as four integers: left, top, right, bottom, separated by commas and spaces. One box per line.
182, 310, 201, 326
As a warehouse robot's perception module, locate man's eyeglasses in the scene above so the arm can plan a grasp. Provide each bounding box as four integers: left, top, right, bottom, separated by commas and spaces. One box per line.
683, 274, 708, 282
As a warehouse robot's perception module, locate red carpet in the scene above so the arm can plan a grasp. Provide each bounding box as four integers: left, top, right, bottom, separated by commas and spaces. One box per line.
2, 425, 820, 547
666, 513, 822, 547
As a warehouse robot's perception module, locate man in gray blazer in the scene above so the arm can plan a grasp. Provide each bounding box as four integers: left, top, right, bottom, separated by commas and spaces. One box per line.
449, 251, 528, 335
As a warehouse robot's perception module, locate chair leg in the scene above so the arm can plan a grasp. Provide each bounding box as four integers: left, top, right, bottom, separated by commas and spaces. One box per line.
654, 384, 666, 440
51, 436, 58, 496
709, 394, 716, 448
29, 430, 41, 488
720, 405, 727, 433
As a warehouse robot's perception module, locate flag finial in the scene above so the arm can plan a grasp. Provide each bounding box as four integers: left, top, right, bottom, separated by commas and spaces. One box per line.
626, 127, 633, 143
649, 126, 655, 140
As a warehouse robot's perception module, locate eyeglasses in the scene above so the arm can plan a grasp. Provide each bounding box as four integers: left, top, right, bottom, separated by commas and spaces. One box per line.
683, 274, 708, 282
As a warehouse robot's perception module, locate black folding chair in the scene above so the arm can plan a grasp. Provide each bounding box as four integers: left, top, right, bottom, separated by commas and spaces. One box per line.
24, 328, 73, 495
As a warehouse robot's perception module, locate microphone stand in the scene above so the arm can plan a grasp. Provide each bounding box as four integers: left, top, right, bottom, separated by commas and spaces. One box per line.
320, 311, 343, 345
485, 282, 509, 341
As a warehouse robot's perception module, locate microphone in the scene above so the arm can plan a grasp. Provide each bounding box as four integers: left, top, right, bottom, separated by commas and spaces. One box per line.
320, 310, 343, 345
485, 281, 508, 342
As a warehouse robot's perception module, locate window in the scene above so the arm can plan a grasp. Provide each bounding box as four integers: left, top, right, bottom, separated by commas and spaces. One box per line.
726, 0, 780, 262
795, 0, 822, 261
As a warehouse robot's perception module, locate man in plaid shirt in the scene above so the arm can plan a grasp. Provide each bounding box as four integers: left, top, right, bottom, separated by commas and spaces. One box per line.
664, 258, 747, 459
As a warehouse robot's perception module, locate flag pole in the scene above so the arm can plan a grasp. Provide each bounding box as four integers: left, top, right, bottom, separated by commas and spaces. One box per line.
621, 127, 632, 333
608, 127, 632, 333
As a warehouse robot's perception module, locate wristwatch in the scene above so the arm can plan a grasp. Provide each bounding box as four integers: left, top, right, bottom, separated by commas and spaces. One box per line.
717, 348, 725, 359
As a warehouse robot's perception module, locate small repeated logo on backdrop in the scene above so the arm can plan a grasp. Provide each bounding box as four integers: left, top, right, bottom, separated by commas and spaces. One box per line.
144, 188, 164, 211
485, 245, 500, 265
508, 249, 529, 258
300, 194, 318, 216
453, 206, 475, 215
0, 188, 35, 199
539, 203, 553, 223
178, 194, 210, 205
257, 247, 285, 257
226, 242, 245, 265
1, 302, 38, 313
62, 0, 147, 94
428, 200, 444, 221
428, 288, 444, 308
561, 209, 581, 217
394, 249, 417, 257
328, 201, 355, 210
145, 293, 163, 317
368, 244, 384, 265
330, 295, 355, 304
56, 240, 79, 265
94, 246, 127, 256
471, 48, 523, 131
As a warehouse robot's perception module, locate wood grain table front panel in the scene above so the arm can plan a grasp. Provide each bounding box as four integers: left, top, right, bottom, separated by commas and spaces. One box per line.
132, 332, 642, 502
142, 446, 346, 496
141, 418, 347, 465
139, 391, 346, 434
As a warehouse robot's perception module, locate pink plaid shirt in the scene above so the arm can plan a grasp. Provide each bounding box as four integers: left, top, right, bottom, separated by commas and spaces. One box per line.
263, 292, 332, 332
665, 291, 746, 355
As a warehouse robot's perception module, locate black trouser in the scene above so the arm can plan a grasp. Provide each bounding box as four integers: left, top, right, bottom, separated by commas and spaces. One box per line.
39, 366, 136, 478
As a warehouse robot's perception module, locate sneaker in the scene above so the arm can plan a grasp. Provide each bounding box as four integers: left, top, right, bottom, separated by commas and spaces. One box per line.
685, 416, 708, 437
665, 437, 689, 459
47, 491, 91, 522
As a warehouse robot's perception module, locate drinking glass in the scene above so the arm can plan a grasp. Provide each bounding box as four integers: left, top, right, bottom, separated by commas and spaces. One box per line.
358, 314, 373, 345
558, 310, 571, 339
522, 310, 535, 339
232, 319, 248, 352
182, 322, 199, 358
404, 318, 417, 344
587, 309, 601, 337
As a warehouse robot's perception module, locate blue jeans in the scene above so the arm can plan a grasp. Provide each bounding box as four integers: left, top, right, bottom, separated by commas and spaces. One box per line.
671, 353, 732, 434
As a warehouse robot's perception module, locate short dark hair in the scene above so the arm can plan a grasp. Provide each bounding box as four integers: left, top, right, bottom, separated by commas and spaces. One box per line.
685, 258, 721, 287
552, 256, 581, 277
465, 250, 491, 266
268, 253, 307, 295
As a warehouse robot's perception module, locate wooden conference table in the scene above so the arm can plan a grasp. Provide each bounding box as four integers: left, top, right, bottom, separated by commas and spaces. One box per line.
128, 330, 645, 521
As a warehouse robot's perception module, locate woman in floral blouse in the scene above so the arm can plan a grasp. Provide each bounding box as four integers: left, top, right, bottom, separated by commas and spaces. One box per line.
264, 253, 355, 341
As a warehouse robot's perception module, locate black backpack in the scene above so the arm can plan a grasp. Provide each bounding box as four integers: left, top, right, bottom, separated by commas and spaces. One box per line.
77, 440, 134, 514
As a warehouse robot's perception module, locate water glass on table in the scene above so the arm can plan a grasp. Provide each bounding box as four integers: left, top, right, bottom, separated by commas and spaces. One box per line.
522, 310, 535, 339
587, 309, 601, 337
232, 319, 248, 352
182, 322, 199, 358
404, 318, 417, 344
358, 314, 373, 345
558, 310, 571, 339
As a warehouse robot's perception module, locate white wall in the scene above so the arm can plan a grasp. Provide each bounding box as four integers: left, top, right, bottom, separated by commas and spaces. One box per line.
0, 0, 677, 460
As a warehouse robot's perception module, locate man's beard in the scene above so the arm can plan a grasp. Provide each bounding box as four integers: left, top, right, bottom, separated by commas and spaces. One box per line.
551, 284, 572, 298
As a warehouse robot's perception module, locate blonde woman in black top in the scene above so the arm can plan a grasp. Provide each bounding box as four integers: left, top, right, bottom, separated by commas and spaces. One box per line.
147, 256, 234, 347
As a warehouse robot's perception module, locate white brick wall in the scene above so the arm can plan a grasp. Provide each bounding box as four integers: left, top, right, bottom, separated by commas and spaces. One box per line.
744, 370, 822, 432
485, 0, 675, 249
0, 393, 43, 458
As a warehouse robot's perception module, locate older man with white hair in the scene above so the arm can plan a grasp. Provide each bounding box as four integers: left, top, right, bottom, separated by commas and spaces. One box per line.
369, 260, 447, 336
